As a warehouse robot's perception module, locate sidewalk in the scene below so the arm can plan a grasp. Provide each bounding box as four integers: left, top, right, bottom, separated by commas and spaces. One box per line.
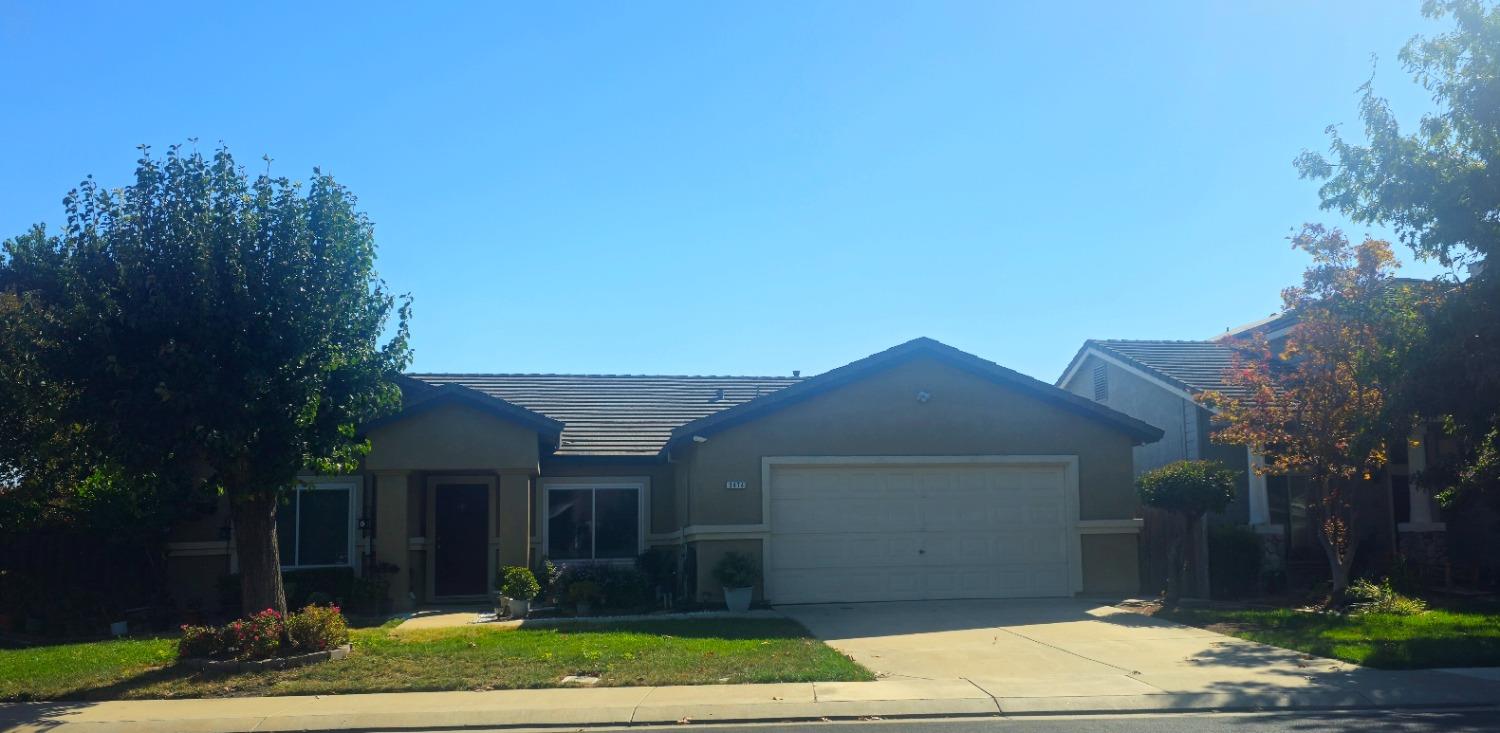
5, 669, 1500, 732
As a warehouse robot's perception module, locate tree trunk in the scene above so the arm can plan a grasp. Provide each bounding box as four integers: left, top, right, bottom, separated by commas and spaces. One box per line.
231, 492, 288, 616
1313, 477, 1359, 598
1165, 528, 1185, 606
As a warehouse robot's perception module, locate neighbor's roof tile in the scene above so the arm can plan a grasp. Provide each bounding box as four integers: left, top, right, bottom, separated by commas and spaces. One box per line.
1089, 339, 1256, 399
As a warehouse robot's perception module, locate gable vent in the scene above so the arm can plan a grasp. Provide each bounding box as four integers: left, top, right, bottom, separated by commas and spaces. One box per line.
1092, 364, 1109, 402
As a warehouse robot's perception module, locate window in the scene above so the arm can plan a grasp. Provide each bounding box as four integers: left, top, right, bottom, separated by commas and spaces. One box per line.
545, 481, 644, 561
1092, 364, 1109, 401
277, 480, 356, 568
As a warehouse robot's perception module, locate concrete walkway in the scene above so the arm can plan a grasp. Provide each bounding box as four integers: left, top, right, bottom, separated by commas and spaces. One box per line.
393, 607, 784, 632
5, 599, 1500, 732
778, 599, 1500, 713
5, 671, 1500, 732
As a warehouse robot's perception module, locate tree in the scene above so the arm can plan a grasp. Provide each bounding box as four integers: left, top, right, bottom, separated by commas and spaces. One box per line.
1295, 0, 1500, 503
1201, 227, 1426, 595
1136, 460, 1237, 604
0, 144, 411, 615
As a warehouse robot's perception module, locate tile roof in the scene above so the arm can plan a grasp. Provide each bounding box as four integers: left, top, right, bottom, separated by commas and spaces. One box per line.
404, 373, 802, 457
670, 337, 1164, 447
1087, 339, 1256, 399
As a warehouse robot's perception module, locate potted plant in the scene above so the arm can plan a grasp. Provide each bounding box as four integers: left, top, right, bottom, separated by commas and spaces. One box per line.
712, 551, 759, 613
567, 580, 602, 616
499, 566, 540, 619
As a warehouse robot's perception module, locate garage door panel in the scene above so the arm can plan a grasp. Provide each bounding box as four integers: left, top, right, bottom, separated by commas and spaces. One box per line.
769, 461, 1074, 603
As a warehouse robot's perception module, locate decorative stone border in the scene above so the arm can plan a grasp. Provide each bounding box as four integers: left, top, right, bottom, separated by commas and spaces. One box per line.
179, 643, 351, 673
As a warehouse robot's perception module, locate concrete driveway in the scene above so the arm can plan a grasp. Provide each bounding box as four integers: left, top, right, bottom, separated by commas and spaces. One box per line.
779, 599, 1366, 701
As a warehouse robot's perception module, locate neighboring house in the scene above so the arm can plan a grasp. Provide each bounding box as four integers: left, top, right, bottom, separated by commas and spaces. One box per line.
165, 337, 1163, 611
1057, 315, 1448, 590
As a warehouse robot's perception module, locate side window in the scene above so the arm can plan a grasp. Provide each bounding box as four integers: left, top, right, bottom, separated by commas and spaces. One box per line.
278, 481, 355, 568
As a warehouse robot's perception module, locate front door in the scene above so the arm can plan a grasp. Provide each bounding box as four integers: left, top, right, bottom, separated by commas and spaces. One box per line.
434, 482, 490, 597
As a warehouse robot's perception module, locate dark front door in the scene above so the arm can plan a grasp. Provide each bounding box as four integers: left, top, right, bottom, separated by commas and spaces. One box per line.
434, 482, 489, 597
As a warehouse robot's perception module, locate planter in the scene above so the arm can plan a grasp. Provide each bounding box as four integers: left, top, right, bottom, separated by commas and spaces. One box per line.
723, 586, 752, 613
180, 644, 352, 673
509, 598, 530, 619
495, 595, 509, 618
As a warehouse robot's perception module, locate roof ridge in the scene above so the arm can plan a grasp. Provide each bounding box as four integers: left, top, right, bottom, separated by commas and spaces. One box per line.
1092, 338, 1220, 345
409, 372, 803, 380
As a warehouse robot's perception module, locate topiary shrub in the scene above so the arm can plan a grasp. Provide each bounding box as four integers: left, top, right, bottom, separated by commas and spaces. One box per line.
1137, 460, 1238, 604
499, 566, 540, 601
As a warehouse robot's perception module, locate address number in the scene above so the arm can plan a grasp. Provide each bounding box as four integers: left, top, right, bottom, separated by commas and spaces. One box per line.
725, 480, 747, 490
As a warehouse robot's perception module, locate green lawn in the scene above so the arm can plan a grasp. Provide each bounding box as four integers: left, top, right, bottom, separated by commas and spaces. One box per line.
0, 617, 871, 701
1157, 605, 1500, 669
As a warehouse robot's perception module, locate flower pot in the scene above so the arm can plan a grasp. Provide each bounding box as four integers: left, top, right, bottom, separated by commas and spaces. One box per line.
495, 595, 509, 618
509, 599, 530, 619
723, 586, 752, 613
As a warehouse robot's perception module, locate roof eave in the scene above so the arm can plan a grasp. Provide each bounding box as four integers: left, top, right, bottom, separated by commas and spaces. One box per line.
665, 337, 1164, 451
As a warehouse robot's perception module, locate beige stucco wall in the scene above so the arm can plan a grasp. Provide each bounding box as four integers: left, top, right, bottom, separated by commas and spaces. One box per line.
537, 461, 679, 536
681, 356, 1142, 526
373, 472, 415, 611
364, 402, 540, 473
692, 538, 764, 604
1081, 533, 1140, 596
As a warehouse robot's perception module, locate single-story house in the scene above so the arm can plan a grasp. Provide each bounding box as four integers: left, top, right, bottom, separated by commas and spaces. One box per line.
1056, 312, 1449, 591
166, 337, 1163, 611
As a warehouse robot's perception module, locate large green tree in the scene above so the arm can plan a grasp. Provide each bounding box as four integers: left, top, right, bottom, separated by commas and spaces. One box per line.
1295, 0, 1500, 502
0, 144, 411, 614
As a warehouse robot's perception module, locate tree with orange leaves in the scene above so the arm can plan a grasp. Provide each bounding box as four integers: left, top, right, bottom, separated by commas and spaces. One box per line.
1201, 225, 1428, 595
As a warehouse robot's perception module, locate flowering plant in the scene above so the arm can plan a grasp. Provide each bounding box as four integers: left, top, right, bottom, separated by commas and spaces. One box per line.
285, 604, 350, 653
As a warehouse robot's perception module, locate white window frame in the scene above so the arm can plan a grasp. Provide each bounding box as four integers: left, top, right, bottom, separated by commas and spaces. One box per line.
279, 477, 360, 571
539, 476, 649, 563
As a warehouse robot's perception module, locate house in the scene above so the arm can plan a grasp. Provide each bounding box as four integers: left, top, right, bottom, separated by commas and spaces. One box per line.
165, 337, 1163, 611
1056, 314, 1448, 591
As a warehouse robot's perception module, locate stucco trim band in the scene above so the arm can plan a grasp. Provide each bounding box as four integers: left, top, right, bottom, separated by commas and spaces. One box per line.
1076, 519, 1144, 534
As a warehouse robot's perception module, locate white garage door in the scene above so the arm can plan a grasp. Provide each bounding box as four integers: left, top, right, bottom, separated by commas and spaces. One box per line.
767, 460, 1075, 604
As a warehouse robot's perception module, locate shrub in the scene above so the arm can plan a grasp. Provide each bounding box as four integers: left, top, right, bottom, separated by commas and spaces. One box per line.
350, 576, 391, 614
223, 608, 285, 660
712, 551, 760, 589
499, 566, 540, 601
637, 547, 678, 595
285, 604, 351, 653
534, 558, 561, 603
178, 624, 223, 659
553, 563, 651, 611
176, 605, 351, 660
1347, 578, 1428, 616
567, 580, 603, 607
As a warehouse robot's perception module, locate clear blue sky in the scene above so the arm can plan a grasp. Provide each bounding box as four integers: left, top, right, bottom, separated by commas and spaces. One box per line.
0, 1, 1455, 381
